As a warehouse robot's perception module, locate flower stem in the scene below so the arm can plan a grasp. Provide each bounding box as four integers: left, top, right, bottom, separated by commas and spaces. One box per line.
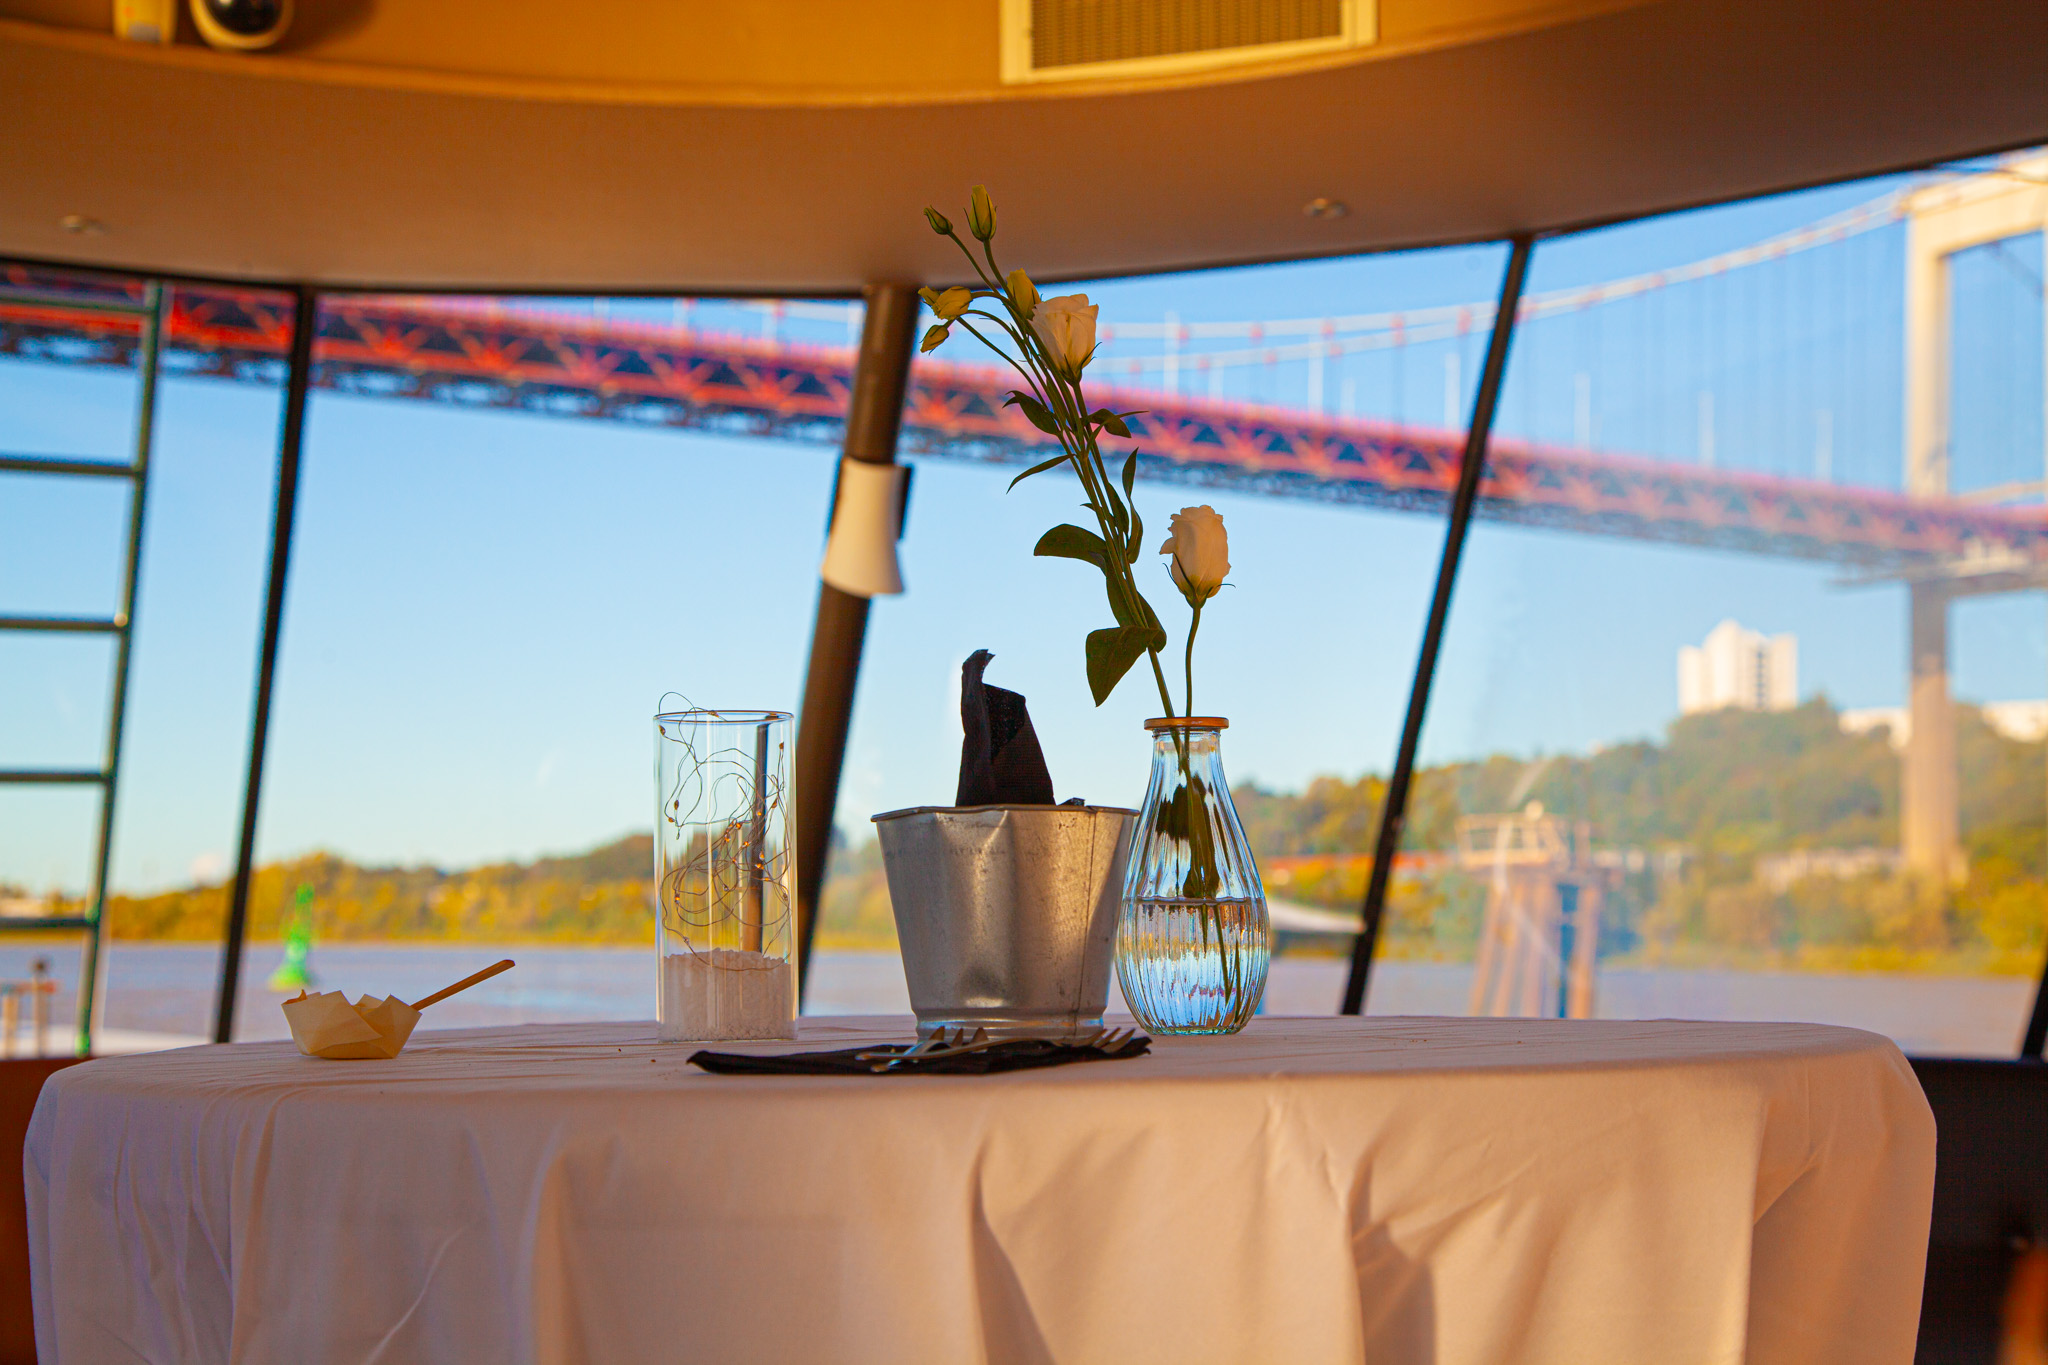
1149, 649, 1176, 720
933, 209, 1177, 718
1183, 598, 1204, 718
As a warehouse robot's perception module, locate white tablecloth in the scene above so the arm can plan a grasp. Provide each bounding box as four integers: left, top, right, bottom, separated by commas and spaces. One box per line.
27, 1015, 1934, 1365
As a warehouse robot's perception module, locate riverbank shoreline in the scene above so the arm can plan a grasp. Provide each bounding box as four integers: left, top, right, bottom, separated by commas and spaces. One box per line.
0, 943, 2030, 1058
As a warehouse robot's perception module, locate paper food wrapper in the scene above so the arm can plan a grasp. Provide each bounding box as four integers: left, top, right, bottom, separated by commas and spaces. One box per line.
282, 990, 422, 1059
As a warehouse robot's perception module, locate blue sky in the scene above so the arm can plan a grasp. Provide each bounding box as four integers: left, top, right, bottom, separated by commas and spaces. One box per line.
3, 164, 2043, 894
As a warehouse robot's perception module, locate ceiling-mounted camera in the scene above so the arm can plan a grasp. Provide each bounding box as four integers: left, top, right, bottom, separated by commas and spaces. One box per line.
189, 0, 293, 51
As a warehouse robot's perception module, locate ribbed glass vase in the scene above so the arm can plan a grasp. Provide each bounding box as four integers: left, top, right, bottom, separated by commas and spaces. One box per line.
1114, 718, 1269, 1034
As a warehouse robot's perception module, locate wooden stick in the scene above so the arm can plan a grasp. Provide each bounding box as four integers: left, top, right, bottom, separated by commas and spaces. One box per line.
412, 959, 514, 1010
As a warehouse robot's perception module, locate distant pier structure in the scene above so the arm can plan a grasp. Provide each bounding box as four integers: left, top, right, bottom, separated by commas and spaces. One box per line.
1461, 803, 1616, 1019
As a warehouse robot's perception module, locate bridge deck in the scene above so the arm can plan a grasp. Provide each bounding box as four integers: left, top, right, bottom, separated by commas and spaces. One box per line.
3, 271, 2041, 572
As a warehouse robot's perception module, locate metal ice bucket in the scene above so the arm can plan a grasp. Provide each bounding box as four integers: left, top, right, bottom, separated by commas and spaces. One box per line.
872, 803, 1136, 1040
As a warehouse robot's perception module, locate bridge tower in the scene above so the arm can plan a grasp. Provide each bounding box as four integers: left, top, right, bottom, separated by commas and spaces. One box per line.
1459, 803, 1610, 1019
1900, 155, 2048, 882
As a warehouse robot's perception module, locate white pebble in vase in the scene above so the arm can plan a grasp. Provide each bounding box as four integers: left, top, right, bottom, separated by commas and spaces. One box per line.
659, 949, 796, 1042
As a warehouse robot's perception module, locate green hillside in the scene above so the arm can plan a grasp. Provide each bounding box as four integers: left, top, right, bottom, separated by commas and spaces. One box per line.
25, 835, 893, 950
20, 698, 2041, 973
1240, 698, 2044, 972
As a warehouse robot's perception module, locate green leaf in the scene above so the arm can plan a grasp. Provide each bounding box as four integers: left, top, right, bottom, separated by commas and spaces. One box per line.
1096, 503, 1126, 548
1181, 775, 1221, 898
1003, 390, 1060, 436
1034, 524, 1110, 572
1103, 582, 1169, 652
1128, 508, 1145, 566
1091, 407, 1132, 439
1121, 450, 1139, 503
1104, 579, 1136, 629
1156, 782, 1189, 840
1006, 452, 1069, 492
1134, 589, 1166, 648
1085, 626, 1154, 706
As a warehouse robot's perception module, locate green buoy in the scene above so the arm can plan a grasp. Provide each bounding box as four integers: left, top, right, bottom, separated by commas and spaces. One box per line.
267, 883, 317, 991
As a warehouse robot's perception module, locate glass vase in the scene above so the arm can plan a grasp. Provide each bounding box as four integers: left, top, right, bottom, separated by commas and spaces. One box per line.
653, 708, 797, 1041
1114, 717, 1269, 1034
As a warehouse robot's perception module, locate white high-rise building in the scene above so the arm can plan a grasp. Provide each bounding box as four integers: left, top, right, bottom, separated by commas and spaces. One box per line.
1678, 620, 1798, 715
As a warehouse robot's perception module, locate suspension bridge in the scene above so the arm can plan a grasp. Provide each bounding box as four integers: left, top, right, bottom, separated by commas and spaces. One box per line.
2, 166, 2044, 575
5, 154, 2046, 882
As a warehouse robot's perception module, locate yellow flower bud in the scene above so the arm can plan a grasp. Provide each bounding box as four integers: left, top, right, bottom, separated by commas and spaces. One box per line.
967, 186, 997, 241
930, 287, 973, 321
1007, 269, 1038, 320
923, 206, 953, 235
919, 324, 951, 354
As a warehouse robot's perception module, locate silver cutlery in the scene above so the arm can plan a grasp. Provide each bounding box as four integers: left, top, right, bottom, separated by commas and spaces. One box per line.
855, 1026, 1137, 1072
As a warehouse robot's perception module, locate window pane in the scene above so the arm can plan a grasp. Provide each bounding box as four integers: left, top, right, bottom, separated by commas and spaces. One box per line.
0, 269, 287, 1050
817, 244, 1511, 1014
0, 474, 129, 617
0, 635, 112, 771
1390, 156, 2048, 1055
223, 293, 852, 1038
4, 277, 867, 1042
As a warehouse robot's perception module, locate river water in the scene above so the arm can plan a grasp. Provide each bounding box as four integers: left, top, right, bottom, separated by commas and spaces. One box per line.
0, 942, 2033, 1057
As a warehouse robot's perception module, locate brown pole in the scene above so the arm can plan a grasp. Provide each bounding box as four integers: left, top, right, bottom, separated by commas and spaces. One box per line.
794, 283, 919, 997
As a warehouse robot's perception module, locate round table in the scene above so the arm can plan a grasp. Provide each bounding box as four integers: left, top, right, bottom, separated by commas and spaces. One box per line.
27, 1015, 1934, 1365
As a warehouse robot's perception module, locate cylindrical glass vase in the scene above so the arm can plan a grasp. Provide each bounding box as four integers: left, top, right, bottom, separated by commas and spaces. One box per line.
654, 708, 797, 1041
1114, 717, 1269, 1034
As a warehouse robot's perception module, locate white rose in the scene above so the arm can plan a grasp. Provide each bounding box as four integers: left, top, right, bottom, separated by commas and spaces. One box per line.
1159, 505, 1230, 604
1032, 293, 1098, 378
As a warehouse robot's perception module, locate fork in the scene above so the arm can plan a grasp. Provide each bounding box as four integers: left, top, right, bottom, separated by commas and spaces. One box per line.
858, 1026, 1136, 1072
856, 1028, 970, 1070
1090, 1027, 1136, 1054
892, 1025, 1137, 1067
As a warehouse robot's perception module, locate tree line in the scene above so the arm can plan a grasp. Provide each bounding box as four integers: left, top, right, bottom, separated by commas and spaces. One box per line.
17, 698, 2041, 972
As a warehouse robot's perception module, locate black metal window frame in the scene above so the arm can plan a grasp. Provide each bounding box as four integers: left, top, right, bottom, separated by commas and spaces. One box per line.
1340, 235, 1531, 1016
4, 217, 2045, 1058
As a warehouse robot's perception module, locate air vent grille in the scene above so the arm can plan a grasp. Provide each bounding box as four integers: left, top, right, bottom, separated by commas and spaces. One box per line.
1032, 0, 1342, 69
1003, 0, 1371, 83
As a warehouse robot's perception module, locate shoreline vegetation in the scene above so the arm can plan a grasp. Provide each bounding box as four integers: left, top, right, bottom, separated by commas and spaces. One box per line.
8, 702, 2042, 976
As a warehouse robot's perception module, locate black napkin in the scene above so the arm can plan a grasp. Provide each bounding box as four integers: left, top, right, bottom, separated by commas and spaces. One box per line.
956, 649, 1055, 806
689, 1035, 1150, 1076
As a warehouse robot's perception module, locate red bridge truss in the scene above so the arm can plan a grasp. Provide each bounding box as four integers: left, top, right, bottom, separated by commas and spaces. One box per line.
3, 269, 2043, 573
